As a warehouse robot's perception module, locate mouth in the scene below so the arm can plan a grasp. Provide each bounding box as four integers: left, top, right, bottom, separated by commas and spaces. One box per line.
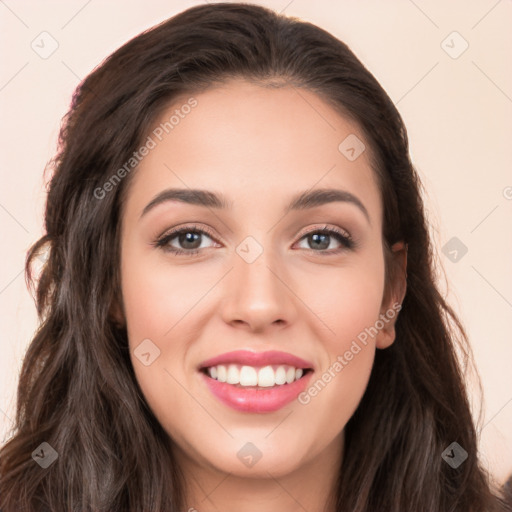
198, 350, 314, 413
200, 364, 313, 388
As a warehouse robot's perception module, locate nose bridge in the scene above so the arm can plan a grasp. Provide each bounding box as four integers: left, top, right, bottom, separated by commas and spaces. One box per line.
221, 233, 295, 329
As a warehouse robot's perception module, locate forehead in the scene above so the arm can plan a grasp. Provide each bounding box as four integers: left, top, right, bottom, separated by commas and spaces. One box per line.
123, 79, 382, 224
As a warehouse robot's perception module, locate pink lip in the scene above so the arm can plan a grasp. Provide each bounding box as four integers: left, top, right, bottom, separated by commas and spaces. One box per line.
200, 371, 313, 413
198, 350, 314, 413
199, 350, 314, 370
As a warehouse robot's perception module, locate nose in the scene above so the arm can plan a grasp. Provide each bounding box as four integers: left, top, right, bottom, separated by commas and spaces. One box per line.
220, 245, 297, 333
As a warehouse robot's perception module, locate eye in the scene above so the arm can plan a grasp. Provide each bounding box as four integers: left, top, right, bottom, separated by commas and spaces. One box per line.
153, 223, 355, 257
294, 225, 355, 254
153, 224, 219, 255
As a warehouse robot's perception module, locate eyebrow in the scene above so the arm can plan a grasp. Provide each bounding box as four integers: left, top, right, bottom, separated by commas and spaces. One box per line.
140, 187, 370, 224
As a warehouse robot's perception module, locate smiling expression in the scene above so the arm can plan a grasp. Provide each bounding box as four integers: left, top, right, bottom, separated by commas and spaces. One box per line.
118, 78, 404, 480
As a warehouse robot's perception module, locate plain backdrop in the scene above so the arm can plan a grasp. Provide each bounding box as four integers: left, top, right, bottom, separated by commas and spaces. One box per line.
1, 0, 511, 485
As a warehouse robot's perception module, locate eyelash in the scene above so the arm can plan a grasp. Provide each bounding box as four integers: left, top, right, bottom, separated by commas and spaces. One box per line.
153, 224, 355, 257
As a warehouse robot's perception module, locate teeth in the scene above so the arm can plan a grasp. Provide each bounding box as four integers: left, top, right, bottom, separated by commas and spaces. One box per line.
206, 364, 307, 387
240, 366, 258, 386
258, 365, 275, 387
275, 366, 286, 385
216, 365, 227, 382
226, 364, 239, 384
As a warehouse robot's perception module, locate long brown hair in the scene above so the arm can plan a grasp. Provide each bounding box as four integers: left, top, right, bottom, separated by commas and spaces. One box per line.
0, 3, 509, 511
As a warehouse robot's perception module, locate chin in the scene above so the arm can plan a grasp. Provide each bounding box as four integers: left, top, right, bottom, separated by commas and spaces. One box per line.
192, 432, 317, 478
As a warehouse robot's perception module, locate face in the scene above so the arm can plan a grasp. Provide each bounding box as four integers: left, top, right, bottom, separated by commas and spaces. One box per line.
118, 79, 405, 481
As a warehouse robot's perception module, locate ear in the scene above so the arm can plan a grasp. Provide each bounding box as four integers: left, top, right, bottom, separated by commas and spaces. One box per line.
375, 240, 407, 349
109, 293, 126, 328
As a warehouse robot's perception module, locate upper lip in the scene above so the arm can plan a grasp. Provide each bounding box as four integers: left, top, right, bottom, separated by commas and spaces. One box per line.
199, 350, 314, 370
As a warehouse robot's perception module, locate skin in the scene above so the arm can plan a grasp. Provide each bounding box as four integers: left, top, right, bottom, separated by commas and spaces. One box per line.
118, 78, 407, 512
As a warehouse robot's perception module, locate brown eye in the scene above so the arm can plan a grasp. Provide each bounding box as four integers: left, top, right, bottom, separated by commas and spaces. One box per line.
155, 225, 218, 255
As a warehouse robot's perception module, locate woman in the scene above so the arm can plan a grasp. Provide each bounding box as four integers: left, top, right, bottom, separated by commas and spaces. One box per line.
0, 3, 509, 511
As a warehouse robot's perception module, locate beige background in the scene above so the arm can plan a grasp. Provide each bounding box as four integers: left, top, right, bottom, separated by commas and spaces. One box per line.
1, 0, 511, 484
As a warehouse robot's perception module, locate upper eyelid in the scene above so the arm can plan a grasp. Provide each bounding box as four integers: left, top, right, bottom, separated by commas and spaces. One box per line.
158, 224, 352, 245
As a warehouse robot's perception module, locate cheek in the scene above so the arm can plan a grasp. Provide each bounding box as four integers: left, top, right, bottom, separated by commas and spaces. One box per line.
297, 253, 385, 419
304, 255, 385, 352
120, 256, 197, 441
121, 248, 214, 345
120, 245, 220, 427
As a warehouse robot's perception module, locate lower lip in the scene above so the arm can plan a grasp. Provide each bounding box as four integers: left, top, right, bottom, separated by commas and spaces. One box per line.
200, 371, 313, 413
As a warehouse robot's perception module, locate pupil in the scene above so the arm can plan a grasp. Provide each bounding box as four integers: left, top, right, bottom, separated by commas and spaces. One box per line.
310, 233, 329, 250
180, 232, 201, 249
